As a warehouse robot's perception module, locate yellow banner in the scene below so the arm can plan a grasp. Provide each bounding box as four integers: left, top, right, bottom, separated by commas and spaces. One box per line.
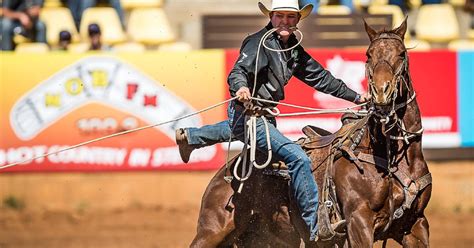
0, 51, 227, 172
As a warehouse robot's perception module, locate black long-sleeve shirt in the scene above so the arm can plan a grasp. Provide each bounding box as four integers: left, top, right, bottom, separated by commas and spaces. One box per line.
228, 22, 358, 107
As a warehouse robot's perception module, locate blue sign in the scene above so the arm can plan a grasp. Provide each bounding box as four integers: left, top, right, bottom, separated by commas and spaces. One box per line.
458, 51, 474, 147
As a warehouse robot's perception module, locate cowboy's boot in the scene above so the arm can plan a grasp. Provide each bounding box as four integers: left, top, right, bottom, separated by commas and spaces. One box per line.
175, 128, 195, 163
315, 219, 347, 241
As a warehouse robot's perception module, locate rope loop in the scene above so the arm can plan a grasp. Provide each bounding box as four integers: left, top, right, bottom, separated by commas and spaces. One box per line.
264, 107, 280, 116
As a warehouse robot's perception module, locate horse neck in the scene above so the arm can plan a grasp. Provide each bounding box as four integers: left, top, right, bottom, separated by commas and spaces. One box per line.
396, 72, 422, 134
367, 72, 423, 161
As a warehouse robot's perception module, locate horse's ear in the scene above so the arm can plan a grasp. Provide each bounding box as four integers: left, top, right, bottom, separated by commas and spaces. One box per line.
364, 19, 377, 42
393, 17, 408, 39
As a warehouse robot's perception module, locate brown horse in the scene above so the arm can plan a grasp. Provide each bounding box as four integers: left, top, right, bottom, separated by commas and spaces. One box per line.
190, 19, 432, 247
190, 159, 301, 247
327, 19, 432, 246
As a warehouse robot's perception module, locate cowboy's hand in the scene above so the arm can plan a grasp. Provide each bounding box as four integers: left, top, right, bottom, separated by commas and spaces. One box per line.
18, 13, 32, 29
236, 87, 251, 102
355, 93, 370, 104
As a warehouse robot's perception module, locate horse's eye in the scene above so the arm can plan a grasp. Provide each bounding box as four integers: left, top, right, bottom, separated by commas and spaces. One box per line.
398, 52, 405, 58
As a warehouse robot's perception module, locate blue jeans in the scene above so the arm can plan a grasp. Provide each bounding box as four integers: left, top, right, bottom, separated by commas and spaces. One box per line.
187, 101, 319, 240
68, 0, 126, 29
1, 17, 46, 50
186, 102, 237, 146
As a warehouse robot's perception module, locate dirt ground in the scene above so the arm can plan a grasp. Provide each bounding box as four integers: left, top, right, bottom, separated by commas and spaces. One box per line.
0, 161, 473, 248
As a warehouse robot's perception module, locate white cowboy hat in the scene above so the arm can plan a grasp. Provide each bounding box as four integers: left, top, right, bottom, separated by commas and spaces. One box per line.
258, 0, 313, 20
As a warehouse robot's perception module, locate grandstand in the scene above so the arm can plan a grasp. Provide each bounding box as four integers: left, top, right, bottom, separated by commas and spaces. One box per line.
1, 0, 473, 51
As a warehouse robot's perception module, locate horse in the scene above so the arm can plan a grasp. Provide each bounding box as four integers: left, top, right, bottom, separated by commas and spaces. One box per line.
190, 158, 301, 247
190, 19, 432, 247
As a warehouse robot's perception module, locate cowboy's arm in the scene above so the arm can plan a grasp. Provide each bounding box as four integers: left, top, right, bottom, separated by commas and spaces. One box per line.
294, 49, 359, 102
2, 0, 28, 21
228, 36, 268, 98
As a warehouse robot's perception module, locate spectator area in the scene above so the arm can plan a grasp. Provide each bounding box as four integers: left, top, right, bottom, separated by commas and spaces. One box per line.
3, 0, 474, 52
202, 14, 393, 48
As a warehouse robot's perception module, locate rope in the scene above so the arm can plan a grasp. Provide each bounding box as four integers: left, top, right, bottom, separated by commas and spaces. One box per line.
2, 94, 367, 174
226, 98, 368, 185
232, 112, 274, 193
0, 97, 238, 171
231, 26, 369, 190
251, 27, 303, 97
250, 115, 272, 169
233, 27, 302, 191
231, 98, 367, 191
251, 96, 367, 116
230, 26, 295, 183
233, 26, 324, 191
2, 25, 364, 178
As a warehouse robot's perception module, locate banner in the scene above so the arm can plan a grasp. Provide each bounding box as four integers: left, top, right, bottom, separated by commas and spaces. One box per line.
226, 49, 459, 148
0, 52, 226, 172
0, 49, 467, 173
458, 51, 474, 147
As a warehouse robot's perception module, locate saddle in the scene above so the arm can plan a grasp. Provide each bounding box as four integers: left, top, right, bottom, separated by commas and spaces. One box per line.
299, 113, 368, 243
263, 113, 364, 175
272, 113, 369, 243
226, 113, 369, 244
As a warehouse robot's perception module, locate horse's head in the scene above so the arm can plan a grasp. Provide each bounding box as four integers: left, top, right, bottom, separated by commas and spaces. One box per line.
364, 19, 408, 106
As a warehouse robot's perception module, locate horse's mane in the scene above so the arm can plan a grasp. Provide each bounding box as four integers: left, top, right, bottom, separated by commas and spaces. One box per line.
372, 29, 416, 50
374, 29, 399, 38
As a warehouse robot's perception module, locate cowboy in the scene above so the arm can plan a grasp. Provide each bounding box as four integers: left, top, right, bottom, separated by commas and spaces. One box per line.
176, 0, 367, 242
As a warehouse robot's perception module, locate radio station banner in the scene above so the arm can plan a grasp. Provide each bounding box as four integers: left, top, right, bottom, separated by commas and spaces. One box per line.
0, 52, 227, 172
225, 49, 460, 148
0, 49, 467, 173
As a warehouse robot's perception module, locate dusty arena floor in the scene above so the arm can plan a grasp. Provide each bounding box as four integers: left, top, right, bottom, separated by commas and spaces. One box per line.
0, 161, 473, 248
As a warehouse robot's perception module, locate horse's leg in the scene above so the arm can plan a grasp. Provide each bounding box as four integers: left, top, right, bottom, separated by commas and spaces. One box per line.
401, 216, 429, 248
191, 166, 235, 248
345, 207, 375, 248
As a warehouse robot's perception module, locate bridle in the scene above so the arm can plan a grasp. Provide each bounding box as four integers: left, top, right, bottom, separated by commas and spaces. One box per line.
364, 33, 423, 144
366, 33, 408, 108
